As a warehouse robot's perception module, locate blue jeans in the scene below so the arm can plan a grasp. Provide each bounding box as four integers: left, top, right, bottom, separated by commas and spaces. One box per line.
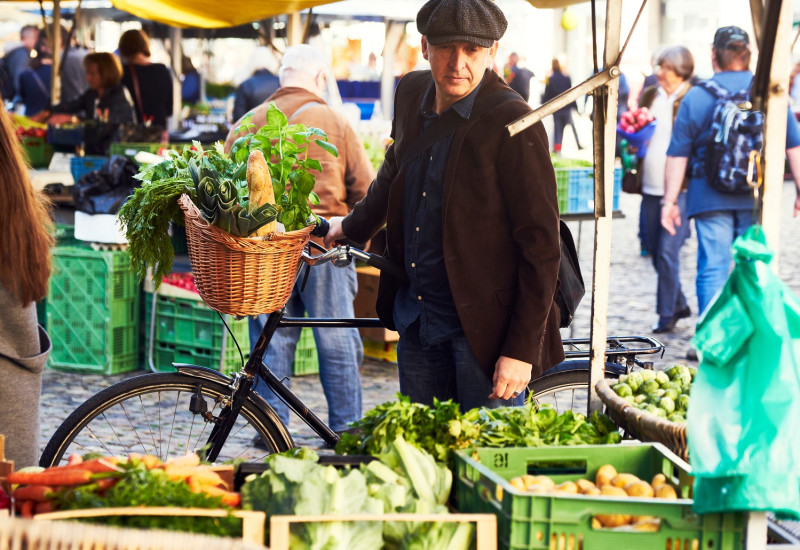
641, 192, 691, 322
249, 262, 363, 432
396, 320, 524, 412
552, 110, 582, 150
694, 209, 752, 315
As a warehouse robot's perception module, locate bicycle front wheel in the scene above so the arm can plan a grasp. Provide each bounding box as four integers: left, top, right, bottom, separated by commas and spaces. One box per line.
529, 360, 625, 413
40, 372, 293, 468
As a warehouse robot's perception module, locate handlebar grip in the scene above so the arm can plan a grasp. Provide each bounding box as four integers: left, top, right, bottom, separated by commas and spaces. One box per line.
311, 217, 330, 238
366, 253, 408, 283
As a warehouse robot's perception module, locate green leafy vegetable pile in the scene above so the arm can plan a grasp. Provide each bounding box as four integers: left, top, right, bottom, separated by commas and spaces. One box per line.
336, 394, 621, 462
53, 459, 241, 537
241, 439, 471, 550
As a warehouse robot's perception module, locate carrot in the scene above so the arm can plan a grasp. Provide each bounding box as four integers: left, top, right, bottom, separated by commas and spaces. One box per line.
13, 485, 54, 502
66, 453, 83, 466
162, 453, 200, 469
129, 453, 160, 469
187, 469, 226, 492
163, 465, 200, 482
18, 500, 34, 518
54, 457, 120, 474
34, 501, 54, 514
202, 485, 241, 507
7, 469, 92, 487
95, 478, 119, 492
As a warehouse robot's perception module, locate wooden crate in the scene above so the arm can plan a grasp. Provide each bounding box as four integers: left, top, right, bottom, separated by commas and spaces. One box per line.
34, 506, 266, 545
269, 512, 497, 550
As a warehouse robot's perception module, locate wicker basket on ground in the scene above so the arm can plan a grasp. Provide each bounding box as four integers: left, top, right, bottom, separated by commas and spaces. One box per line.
595, 378, 689, 461
178, 194, 312, 317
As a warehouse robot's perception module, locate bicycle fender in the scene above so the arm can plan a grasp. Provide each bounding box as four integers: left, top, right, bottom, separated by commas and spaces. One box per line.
174, 364, 234, 385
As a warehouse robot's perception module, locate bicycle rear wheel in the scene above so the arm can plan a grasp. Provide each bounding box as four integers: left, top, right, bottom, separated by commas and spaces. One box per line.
529, 360, 625, 413
40, 372, 293, 468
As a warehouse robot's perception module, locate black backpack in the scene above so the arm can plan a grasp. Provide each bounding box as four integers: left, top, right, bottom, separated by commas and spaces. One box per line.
696, 79, 763, 194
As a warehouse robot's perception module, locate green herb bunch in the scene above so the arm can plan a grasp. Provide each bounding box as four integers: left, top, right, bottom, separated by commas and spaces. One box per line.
229, 103, 338, 232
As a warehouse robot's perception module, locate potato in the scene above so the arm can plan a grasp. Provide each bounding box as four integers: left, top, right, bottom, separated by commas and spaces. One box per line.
521, 474, 538, 490
576, 479, 597, 493
526, 484, 548, 494
624, 480, 655, 498
531, 475, 556, 491
655, 484, 678, 499
595, 513, 632, 528
555, 481, 578, 494
583, 486, 602, 496
651, 473, 667, 488
631, 519, 660, 532
595, 464, 618, 487
600, 485, 628, 498
509, 477, 526, 492
591, 517, 602, 529
610, 473, 640, 488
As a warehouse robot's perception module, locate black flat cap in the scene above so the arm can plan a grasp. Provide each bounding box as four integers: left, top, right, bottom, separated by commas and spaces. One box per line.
713, 26, 749, 50
417, 0, 508, 48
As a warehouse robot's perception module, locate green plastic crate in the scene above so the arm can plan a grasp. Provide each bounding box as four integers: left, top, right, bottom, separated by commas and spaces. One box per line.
47, 247, 140, 374
142, 290, 250, 375
51, 223, 88, 248
291, 327, 318, 376
152, 341, 246, 376
454, 444, 745, 550
19, 135, 54, 168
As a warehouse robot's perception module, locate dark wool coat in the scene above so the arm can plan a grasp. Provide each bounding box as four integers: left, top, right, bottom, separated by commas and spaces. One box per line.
342, 69, 564, 378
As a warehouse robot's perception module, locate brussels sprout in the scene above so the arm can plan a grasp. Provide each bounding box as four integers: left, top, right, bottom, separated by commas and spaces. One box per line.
618, 374, 629, 385
655, 388, 666, 397
688, 366, 698, 379
640, 370, 656, 382
664, 388, 679, 401
627, 372, 644, 392
668, 413, 686, 423
655, 371, 670, 387
634, 394, 647, 404
613, 383, 633, 397
660, 396, 675, 414
677, 394, 690, 411
664, 381, 682, 392
647, 394, 661, 406
677, 372, 692, 388
653, 407, 668, 418
623, 395, 637, 405
645, 404, 659, 414
642, 380, 660, 394
666, 365, 682, 379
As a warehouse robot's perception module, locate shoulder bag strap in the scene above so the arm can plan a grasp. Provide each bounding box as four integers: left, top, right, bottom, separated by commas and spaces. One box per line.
287, 100, 323, 122
128, 63, 146, 121
29, 69, 49, 98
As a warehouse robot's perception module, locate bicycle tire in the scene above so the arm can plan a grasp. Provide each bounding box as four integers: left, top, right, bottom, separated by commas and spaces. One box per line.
40, 372, 293, 468
529, 360, 624, 413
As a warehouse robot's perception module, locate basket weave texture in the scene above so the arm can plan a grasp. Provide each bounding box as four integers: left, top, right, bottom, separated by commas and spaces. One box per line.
178, 194, 312, 316
595, 378, 689, 461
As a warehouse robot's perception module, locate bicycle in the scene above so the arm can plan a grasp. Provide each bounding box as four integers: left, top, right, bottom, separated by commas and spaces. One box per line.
40, 234, 663, 468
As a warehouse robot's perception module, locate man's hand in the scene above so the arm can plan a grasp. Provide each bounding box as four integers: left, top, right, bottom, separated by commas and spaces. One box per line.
489, 356, 532, 401
323, 216, 345, 248
661, 203, 681, 236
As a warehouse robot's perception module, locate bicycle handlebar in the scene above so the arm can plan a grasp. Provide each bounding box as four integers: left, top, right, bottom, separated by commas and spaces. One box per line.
303, 217, 408, 282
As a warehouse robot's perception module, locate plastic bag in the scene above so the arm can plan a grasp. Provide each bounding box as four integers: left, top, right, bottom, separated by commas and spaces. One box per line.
70, 155, 140, 215
688, 225, 800, 518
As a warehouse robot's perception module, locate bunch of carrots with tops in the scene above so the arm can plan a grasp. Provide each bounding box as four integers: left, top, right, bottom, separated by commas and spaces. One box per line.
7, 452, 240, 518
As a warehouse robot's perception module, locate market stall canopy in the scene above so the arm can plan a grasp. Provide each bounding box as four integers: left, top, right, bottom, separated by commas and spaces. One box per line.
106, 0, 341, 28
525, 0, 585, 7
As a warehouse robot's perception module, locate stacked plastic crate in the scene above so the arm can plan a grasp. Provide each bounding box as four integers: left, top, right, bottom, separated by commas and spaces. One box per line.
141, 287, 250, 376
47, 247, 140, 374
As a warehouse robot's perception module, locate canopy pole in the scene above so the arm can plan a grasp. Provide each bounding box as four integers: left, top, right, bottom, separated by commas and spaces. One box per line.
587, 0, 622, 416
287, 12, 303, 46
169, 27, 183, 132
381, 21, 405, 120
760, 0, 791, 267
51, 0, 61, 105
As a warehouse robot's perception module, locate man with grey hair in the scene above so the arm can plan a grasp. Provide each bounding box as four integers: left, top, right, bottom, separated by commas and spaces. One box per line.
1, 25, 39, 99
325, 0, 563, 410
225, 44, 374, 441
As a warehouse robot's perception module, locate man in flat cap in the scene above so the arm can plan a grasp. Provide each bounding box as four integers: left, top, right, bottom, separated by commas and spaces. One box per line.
662, 25, 800, 361
326, 0, 563, 410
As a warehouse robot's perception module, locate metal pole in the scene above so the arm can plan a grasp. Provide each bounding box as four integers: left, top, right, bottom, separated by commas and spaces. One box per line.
587, 0, 622, 417
760, 0, 791, 268
381, 21, 405, 120
169, 27, 182, 132
51, 0, 61, 105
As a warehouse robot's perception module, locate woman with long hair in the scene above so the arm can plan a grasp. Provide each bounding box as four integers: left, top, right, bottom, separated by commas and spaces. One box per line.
0, 91, 53, 467
542, 56, 583, 153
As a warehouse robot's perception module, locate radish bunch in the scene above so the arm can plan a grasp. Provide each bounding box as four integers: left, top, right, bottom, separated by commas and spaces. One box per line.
618, 107, 655, 134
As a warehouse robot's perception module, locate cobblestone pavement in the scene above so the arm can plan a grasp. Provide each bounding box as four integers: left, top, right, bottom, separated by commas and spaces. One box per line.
39, 181, 800, 456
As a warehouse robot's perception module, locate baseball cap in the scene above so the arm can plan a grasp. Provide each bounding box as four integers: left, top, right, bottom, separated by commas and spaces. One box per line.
713, 26, 750, 50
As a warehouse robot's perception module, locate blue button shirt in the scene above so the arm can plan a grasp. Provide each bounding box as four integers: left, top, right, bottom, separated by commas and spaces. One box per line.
667, 71, 800, 217
393, 79, 483, 346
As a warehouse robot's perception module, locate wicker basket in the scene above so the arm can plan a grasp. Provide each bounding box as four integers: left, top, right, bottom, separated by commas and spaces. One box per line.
178, 194, 312, 316
595, 378, 689, 461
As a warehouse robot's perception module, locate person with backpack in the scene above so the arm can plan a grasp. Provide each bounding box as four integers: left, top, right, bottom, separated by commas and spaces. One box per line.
325, 0, 564, 410
662, 26, 800, 359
